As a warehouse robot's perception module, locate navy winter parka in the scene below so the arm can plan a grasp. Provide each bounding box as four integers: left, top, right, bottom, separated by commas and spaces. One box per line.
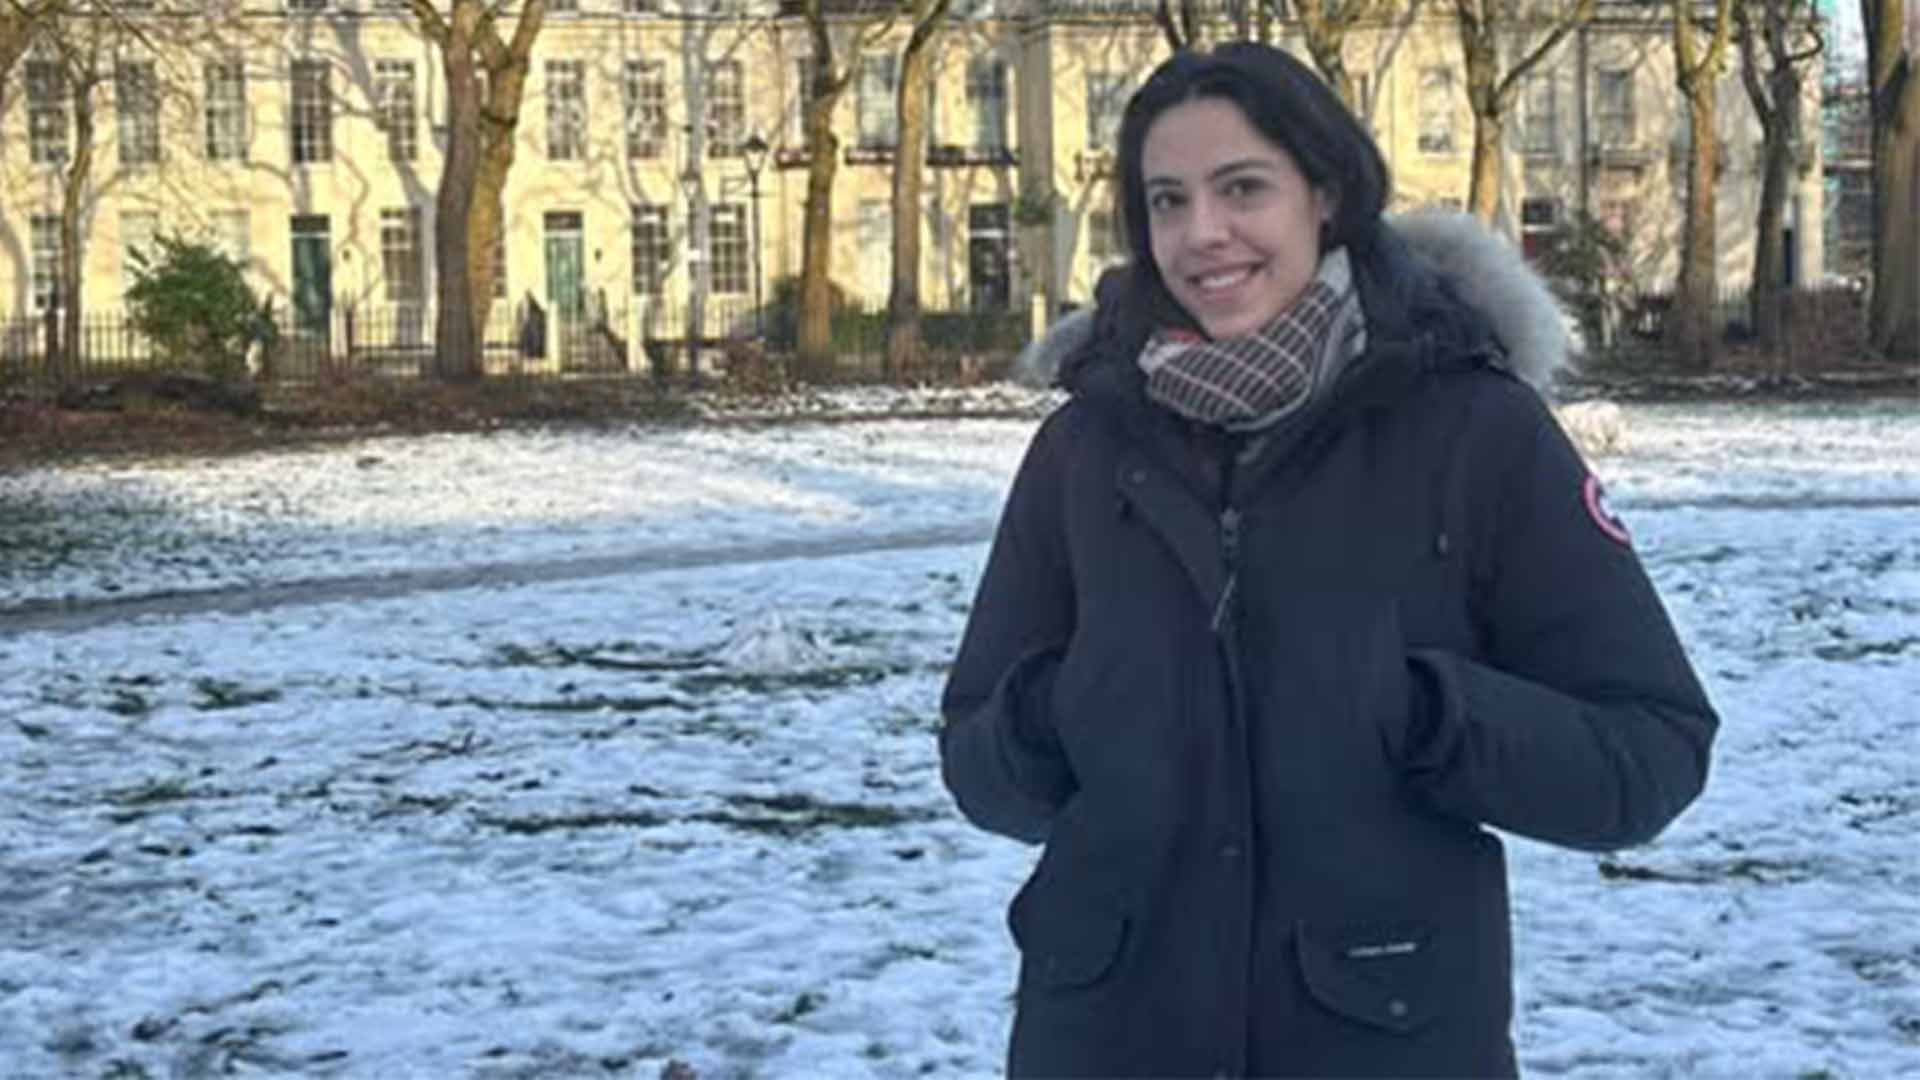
939, 214, 1718, 1079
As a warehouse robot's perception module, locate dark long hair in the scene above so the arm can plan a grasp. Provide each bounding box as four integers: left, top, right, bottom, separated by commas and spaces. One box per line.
1108, 43, 1485, 353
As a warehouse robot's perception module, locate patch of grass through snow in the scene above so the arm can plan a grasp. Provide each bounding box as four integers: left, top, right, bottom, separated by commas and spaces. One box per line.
489, 641, 707, 672
473, 791, 933, 838
192, 678, 283, 710
674, 664, 903, 694
1596, 856, 1817, 885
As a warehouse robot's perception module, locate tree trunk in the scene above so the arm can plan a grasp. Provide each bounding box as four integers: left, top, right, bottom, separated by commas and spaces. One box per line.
433, 18, 482, 381
1467, 112, 1504, 223
1750, 111, 1791, 353
1864, 0, 1919, 360
798, 52, 844, 377
420, 0, 543, 382
1459, 17, 1502, 225
59, 70, 96, 379
1870, 121, 1920, 360
885, 6, 946, 380
799, 128, 839, 376
1671, 90, 1719, 368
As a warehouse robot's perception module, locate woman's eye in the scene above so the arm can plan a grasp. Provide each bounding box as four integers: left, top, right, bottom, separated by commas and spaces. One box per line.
1223, 177, 1264, 200
1147, 191, 1184, 213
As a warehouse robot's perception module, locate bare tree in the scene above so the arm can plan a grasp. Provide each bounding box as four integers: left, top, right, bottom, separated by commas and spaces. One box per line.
0, 0, 60, 109
1668, 0, 1738, 368
1271, 0, 1394, 111
23, 1, 114, 376
882, 0, 954, 378
1736, 0, 1822, 352
1455, 0, 1594, 222
1154, 0, 1203, 50
1861, 0, 1919, 359
403, 0, 548, 382
795, 0, 896, 373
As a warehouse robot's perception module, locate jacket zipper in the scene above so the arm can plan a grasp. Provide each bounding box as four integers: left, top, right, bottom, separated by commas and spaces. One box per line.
1210, 506, 1241, 634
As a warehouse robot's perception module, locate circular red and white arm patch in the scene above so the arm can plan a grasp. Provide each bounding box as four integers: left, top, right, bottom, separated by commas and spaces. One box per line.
1582, 474, 1632, 546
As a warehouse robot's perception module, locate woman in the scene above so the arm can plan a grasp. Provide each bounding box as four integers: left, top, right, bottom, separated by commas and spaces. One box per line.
939, 43, 1717, 1079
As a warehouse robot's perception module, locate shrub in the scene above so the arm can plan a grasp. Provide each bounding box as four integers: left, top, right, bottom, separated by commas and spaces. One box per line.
125, 233, 276, 380
1534, 211, 1635, 355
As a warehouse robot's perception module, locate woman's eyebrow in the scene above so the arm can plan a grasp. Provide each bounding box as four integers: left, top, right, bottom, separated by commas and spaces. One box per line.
1144, 157, 1276, 188
1207, 158, 1277, 182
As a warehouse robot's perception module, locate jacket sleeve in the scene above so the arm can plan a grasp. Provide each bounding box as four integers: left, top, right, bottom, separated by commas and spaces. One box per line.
939, 411, 1079, 844
1399, 382, 1718, 851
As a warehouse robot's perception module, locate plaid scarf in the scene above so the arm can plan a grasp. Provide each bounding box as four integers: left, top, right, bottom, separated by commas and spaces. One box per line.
1139, 249, 1362, 431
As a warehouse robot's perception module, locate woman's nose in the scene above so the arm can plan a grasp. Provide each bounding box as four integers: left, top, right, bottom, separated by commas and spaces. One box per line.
1185, 195, 1230, 246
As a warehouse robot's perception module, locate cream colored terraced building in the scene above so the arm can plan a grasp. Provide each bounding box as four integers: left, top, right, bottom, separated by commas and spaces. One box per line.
0, 0, 1824, 361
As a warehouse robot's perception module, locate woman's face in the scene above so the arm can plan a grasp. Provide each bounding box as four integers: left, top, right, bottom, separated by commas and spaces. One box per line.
1140, 96, 1335, 341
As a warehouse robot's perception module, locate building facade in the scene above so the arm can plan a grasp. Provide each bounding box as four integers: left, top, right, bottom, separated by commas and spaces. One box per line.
0, 0, 1824, 363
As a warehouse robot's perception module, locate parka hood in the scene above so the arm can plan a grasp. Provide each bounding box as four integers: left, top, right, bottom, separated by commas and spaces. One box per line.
1011, 208, 1574, 396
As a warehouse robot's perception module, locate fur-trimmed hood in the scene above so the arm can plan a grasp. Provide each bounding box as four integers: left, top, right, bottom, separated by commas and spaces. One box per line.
1012, 208, 1573, 395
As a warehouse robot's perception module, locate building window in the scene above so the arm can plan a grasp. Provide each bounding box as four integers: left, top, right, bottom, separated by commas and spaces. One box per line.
214, 209, 250, 269
287, 0, 328, 9
1595, 69, 1636, 149
709, 202, 748, 296
966, 58, 1007, 153
856, 53, 897, 152
624, 0, 659, 10
1086, 72, 1128, 151
546, 59, 586, 161
631, 204, 669, 296
26, 60, 67, 165
1519, 197, 1559, 260
855, 198, 890, 295
117, 61, 161, 165
1351, 70, 1374, 121
791, 57, 822, 148
549, 0, 577, 9
204, 60, 247, 161
31, 215, 62, 311
968, 203, 1011, 311
375, 60, 418, 161
1418, 67, 1455, 154
121, 210, 158, 297
381, 207, 426, 304
708, 59, 744, 157
623, 59, 666, 159
290, 59, 333, 164
1520, 72, 1556, 157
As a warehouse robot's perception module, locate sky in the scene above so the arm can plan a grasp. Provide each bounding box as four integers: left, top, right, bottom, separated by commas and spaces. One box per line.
2, 392, 1918, 1078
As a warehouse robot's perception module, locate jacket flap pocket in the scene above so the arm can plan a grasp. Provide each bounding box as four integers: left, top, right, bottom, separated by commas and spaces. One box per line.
1295, 919, 1438, 1034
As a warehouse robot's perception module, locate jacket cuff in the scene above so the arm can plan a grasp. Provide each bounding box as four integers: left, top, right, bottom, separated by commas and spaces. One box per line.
996, 646, 1073, 804
1400, 650, 1456, 775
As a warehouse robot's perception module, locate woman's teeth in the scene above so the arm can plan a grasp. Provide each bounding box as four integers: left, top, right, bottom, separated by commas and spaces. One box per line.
1195, 267, 1254, 291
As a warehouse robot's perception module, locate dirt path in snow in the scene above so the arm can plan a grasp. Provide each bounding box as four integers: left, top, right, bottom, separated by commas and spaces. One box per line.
0, 522, 995, 636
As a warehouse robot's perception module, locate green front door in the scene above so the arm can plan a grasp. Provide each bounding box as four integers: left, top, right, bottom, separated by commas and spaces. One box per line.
544, 211, 584, 316
290, 215, 332, 335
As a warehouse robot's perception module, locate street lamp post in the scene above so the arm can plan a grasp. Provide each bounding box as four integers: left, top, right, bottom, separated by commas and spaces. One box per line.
740, 132, 770, 342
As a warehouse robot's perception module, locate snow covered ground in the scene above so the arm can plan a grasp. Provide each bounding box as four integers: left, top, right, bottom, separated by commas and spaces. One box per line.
2, 394, 1917, 1078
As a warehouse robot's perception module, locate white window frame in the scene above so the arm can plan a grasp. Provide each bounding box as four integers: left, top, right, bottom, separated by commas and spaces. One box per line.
545, 59, 587, 162
375, 59, 418, 161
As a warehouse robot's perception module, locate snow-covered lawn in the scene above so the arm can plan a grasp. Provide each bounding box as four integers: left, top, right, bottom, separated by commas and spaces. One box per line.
2, 395, 1917, 1078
